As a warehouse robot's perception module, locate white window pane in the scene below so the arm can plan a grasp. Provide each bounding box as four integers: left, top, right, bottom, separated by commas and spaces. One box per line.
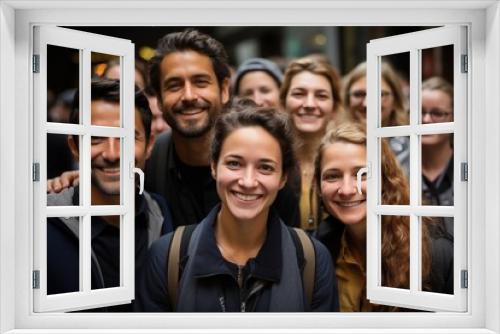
47, 216, 82, 295
422, 216, 454, 295
380, 52, 410, 128
89, 136, 122, 205
91, 52, 121, 127
47, 44, 79, 125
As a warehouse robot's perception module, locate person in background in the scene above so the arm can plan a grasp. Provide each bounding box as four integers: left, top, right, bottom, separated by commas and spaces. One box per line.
421, 76, 455, 237
145, 29, 299, 228
280, 57, 343, 233
103, 58, 148, 90
46, 29, 300, 228
102, 58, 170, 134
232, 58, 283, 109
47, 88, 78, 179
137, 99, 336, 312
47, 79, 173, 312
313, 122, 453, 312
145, 85, 170, 134
343, 62, 410, 176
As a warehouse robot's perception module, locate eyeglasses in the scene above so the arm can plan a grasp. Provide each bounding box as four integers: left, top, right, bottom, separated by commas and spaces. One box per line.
349, 90, 393, 103
421, 109, 453, 122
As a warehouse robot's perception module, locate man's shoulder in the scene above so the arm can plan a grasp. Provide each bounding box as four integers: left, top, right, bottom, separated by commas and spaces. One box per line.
147, 130, 174, 174
152, 131, 173, 155
47, 187, 76, 206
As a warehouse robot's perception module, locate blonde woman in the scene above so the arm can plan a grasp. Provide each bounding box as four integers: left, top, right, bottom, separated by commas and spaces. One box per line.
280, 57, 343, 232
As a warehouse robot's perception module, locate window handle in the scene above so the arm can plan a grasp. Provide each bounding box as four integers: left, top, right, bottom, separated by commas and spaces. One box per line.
357, 162, 371, 195
129, 162, 145, 195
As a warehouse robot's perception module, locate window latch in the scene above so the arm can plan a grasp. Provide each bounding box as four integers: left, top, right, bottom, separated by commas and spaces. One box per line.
129, 162, 144, 195
357, 162, 371, 194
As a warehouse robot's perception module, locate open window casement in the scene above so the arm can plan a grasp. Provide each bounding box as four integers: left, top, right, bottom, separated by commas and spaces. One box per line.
33, 26, 136, 312
365, 26, 467, 312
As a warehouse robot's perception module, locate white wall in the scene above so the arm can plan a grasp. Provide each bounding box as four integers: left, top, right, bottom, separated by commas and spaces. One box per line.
1, 2, 498, 332
485, 2, 500, 333
0, 2, 16, 333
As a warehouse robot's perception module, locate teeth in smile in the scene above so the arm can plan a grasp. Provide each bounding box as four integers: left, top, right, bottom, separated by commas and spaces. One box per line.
102, 167, 120, 173
235, 193, 259, 201
337, 200, 363, 207
180, 108, 203, 115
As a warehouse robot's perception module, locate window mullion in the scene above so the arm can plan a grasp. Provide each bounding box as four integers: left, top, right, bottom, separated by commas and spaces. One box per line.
409, 47, 420, 294
81, 47, 92, 295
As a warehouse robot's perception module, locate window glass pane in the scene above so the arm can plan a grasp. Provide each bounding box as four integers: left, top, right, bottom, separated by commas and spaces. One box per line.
422, 216, 454, 295
47, 133, 80, 205
89, 137, 121, 205
381, 137, 410, 204
47, 44, 79, 124
420, 45, 454, 125
91, 52, 121, 127
380, 52, 410, 128
421, 132, 454, 208
91, 215, 121, 291
47, 216, 81, 295
380, 215, 410, 291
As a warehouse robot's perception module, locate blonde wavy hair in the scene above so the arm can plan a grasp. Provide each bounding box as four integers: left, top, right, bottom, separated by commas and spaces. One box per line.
314, 122, 433, 311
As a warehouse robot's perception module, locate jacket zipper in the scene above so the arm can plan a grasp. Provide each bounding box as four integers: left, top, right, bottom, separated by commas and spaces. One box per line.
238, 265, 245, 312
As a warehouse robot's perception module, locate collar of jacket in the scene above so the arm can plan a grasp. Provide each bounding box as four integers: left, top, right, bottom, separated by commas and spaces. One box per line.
190, 204, 282, 283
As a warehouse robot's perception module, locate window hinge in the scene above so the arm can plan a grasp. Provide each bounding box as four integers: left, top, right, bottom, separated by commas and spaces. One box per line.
461, 162, 468, 181
461, 270, 468, 289
33, 163, 40, 182
33, 54, 40, 73
33, 270, 40, 289
461, 54, 468, 73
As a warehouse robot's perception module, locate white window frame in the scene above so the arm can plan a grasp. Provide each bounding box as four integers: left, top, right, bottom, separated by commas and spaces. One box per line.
1, 1, 498, 333
33, 25, 136, 312
365, 26, 467, 312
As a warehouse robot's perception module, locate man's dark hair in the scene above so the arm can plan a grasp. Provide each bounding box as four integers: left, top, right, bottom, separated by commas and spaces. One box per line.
149, 29, 231, 98
70, 78, 152, 144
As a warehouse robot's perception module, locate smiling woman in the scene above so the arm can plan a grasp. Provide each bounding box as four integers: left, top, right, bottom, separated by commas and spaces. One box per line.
313, 122, 454, 312
135, 98, 337, 312
280, 57, 343, 233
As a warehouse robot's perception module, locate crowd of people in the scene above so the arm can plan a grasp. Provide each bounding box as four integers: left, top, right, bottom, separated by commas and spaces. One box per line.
46, 28, 455, 313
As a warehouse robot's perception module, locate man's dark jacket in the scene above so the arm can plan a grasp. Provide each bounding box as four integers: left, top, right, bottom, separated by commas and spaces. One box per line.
46, 188, 174, 311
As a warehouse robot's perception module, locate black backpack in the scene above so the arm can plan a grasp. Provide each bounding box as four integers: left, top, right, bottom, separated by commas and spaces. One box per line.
167, 224, 316, 311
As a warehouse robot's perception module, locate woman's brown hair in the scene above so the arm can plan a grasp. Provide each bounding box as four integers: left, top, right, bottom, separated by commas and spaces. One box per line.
314, 122, 433, 311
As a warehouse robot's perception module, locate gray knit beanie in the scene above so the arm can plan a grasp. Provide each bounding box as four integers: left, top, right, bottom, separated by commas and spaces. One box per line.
233, 58, 283, 94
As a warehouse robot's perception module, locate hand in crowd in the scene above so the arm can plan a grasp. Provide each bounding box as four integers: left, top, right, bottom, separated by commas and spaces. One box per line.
47, 170, 80, 194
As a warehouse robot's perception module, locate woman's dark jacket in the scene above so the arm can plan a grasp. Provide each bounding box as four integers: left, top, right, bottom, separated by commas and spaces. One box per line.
136, 204, 338, 312
314, 215, 454, 295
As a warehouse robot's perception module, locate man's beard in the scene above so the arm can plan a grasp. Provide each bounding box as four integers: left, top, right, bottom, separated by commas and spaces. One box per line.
91, 162, 121, 196
163, 100, 217, 138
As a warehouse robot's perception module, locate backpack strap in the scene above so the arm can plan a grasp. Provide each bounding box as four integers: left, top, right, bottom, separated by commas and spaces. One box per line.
167, 224, 197, 311
292, 228, 316, 308
167, 226, 185, 312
